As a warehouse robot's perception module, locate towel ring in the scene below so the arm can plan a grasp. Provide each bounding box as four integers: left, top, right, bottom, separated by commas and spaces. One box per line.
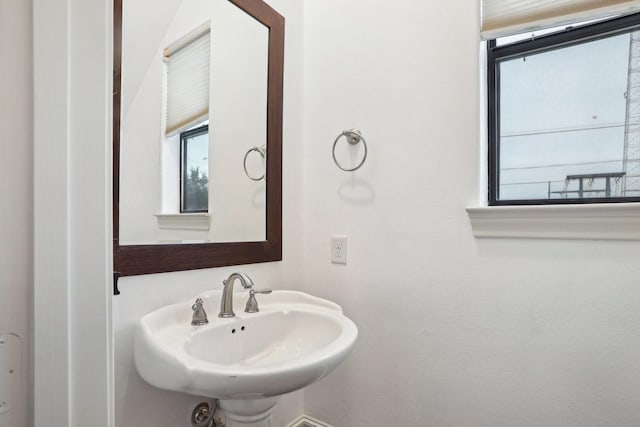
243, 145, 266, 181
332, 129, 368, 172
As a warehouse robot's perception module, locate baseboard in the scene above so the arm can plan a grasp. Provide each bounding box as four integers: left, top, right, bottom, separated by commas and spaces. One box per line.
287, 415, 334, 427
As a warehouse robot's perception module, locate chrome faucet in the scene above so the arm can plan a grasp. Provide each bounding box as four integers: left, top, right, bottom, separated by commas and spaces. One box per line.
219, 272, 254, 318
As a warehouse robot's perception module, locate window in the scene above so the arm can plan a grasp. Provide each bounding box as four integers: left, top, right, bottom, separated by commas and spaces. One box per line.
488, 13, 640, 205
163, 24, 211, 214
180, 124, 209, 213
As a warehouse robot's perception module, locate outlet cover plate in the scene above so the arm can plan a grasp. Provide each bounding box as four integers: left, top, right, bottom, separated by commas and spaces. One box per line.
331, 235, 347, 264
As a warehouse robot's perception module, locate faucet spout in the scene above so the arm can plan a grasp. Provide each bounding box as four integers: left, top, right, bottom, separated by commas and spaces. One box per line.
219, 273, 254, 318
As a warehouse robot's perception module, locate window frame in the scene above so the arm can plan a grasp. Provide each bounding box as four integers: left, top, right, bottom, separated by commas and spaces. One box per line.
487, 12, 640, 206
179, 124, 209, 213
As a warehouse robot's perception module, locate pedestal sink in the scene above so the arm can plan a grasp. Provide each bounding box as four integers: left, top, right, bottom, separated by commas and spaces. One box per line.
134, 290, 358, 426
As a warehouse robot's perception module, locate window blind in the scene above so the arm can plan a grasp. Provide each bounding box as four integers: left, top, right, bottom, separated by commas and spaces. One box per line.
165, 27, 211, 135
481, 0, 640, 39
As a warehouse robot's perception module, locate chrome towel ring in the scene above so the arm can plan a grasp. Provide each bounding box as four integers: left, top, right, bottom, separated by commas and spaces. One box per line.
243, 145, 266, 181
332, 129, 367, 172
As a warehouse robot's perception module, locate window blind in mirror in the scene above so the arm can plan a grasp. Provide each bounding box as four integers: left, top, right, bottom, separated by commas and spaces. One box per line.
165, 28, 211, 136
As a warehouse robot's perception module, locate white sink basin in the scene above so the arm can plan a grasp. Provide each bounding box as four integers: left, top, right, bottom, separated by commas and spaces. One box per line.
134, 290, 358, 400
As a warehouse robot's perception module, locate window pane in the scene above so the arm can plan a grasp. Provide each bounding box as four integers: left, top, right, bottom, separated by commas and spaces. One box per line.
497, 31, 640, 201
181, 128, 209, 212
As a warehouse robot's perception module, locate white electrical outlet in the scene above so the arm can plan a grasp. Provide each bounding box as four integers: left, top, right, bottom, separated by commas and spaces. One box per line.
331, 235, 347, 264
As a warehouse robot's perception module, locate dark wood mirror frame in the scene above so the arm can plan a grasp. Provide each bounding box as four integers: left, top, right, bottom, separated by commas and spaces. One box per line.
113, 0, 284, 290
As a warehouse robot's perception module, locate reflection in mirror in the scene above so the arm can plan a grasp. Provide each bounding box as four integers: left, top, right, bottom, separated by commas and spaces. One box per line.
119, 0, 268, 245
113, 0, 284, 279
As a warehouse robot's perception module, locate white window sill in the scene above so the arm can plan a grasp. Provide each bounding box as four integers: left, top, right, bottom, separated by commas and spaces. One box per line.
155, 213, 211, 231
466, 203, 640, 240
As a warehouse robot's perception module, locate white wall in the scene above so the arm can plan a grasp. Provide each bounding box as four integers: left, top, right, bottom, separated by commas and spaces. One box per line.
113, 0, 305, 425
301, 1, 640, 426
0, 1, 32, 425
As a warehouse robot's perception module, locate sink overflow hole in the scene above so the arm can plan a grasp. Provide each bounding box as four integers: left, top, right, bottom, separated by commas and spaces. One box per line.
241, 326, 245, 331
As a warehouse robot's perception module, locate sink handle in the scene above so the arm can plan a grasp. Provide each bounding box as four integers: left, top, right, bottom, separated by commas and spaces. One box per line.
191, 298, 209, 326
245, 288, 272, 313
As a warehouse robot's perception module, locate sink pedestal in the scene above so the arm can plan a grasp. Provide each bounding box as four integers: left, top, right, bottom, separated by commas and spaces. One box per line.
219, 397, 279, 427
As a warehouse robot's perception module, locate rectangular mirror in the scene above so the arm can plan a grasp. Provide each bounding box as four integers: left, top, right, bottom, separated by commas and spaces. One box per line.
113, 0, 284, 281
